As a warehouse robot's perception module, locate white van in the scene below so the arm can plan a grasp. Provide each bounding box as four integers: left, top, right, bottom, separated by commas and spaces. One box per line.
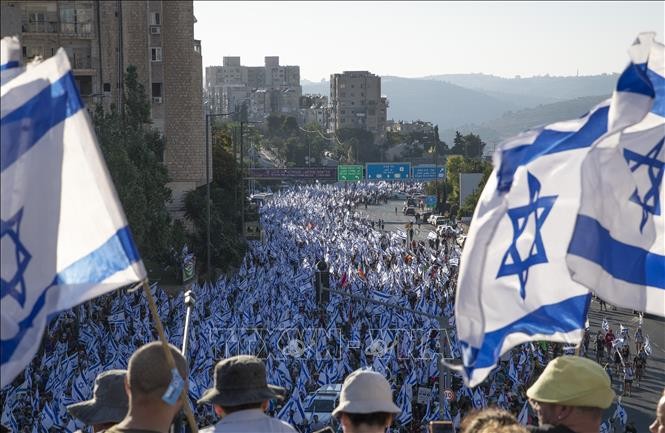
303, 384, 342, 428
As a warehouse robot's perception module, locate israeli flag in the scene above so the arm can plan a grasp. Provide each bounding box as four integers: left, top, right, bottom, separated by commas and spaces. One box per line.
277, 394, 306, 425
644, 335, 653, 356
1, 37, 23, 85
1, 45, 146, 386
395, 384, 412, 424
567, 33, 665, 316
602, 318, 610, 332
452, 34, 656, 387
517, 400, 529, 425
613, 403, 628, 425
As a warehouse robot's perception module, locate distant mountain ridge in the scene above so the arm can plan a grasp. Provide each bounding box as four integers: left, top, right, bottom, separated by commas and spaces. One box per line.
438, 95, 608, 147
301, 72, 616, 144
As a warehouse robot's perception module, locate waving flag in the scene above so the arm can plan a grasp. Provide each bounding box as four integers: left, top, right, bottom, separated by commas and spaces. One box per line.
0, 37, 23, 85
613, 403, 628, 425
277, 394, 306, 425
602, 318, 610, 332
567, 33, 665, 316
395, 384, 412, 425
1, 43, 146, 386
452, 34, 657, 387
644, 335, 653, 356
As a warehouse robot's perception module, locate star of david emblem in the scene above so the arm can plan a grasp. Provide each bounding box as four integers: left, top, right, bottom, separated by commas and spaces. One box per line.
496, 172, 557, 300
623, 137, 664, 233
1, 208, 31, 307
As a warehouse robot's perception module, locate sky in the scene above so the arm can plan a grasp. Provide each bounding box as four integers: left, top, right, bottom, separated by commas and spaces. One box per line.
194, 1, 664, 81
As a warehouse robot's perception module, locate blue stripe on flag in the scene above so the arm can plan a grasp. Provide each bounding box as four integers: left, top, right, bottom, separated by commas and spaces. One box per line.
616, 63, 654, 97
0, 61, 20, 71
646, 68, 665, 117
1, 226, 141, 364
497, 107, 609, 192
462, 293, 590, 371
1, 71, 83, 172
56, 226, 141, 284
568, 215, 665, 289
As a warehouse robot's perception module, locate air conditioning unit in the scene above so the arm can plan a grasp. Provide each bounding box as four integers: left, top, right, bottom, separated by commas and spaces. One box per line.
150, 26, 161, 34
152, 97, 162, 103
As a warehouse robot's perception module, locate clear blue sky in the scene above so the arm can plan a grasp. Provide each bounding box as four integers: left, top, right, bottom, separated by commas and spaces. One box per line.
194, 1, 664, 81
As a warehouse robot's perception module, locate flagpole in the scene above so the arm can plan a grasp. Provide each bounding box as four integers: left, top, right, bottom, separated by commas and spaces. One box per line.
142, 280, 199, 433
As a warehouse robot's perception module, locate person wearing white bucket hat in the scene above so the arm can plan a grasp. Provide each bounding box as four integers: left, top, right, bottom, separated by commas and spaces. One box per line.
332, 369, 401, 433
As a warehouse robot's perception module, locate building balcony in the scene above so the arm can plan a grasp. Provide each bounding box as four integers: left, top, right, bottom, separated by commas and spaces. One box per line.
60, 22, 94, 37
22, 21, 58, 33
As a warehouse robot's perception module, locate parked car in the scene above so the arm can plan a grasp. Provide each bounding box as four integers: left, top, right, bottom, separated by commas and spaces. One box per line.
428, 214, 442, 225
404, 206, 417, 216
303, 384, 341, 428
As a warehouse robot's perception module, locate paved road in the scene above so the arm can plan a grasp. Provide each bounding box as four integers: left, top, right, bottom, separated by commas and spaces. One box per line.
359, 200, 664, 429
587, 297, 664, 430
356, 199, 439, 242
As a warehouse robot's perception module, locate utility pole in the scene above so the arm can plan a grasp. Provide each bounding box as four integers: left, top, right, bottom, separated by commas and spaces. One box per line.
240, 120, 244, 238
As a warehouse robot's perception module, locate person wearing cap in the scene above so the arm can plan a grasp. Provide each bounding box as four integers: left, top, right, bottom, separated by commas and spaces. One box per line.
331, 369, 400, 433
67, 370, 129, 432
104, 342, 189, 433
525, 356, 615, 433
198, 355, 296, 433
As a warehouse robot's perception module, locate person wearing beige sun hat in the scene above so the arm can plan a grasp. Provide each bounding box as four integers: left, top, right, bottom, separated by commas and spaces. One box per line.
332, 369, 401, 433
526, 355, 615, 433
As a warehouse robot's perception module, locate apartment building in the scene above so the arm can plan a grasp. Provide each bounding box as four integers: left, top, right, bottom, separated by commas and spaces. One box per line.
205, 56, 301, 120
0, 0, 206, 217
329, 71, 387, 139
299, 94, 329, 130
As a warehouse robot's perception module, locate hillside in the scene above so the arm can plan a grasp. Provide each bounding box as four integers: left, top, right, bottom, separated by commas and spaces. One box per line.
422, 73, 619, 101
304, 77, 528, 129
302, 73, 617, 133
438, 94, 609, 147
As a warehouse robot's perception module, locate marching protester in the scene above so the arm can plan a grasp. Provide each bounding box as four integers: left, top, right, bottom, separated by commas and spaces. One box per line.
104, 342, 189, 433
197, 355, 296, 433
331, 369, 401, 433
66, 370, 129, 433
525, 356, 614, 433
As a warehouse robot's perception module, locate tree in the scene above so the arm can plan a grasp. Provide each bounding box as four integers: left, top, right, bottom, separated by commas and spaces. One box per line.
93, 65, 185, 272
184, 123, 246, 276
450, 131, 485, 158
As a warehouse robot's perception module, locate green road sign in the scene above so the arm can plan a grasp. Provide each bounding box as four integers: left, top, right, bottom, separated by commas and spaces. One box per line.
338, 165, 364, 181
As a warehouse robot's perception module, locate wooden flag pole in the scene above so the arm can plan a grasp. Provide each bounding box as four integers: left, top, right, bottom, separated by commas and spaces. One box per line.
142, 279, 199, 433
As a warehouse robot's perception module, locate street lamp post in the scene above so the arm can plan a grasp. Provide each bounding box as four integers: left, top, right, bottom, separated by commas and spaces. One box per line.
205, 112, 234, 281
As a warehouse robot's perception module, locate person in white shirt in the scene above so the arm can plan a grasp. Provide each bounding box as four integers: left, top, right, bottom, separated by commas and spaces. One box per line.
198, 355, 296, 433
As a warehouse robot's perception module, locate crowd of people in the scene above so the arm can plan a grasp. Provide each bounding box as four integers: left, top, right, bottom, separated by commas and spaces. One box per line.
0, 183, 657, 432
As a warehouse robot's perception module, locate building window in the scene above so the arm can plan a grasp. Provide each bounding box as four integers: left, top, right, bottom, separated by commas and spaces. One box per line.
150, 12, 161, 25
151, 47, 162, 62
103, 83, 111, 92
152, 82, 163, 98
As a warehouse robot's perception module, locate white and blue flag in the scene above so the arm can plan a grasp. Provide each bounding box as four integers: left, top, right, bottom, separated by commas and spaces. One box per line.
0, 37, 23, 85
567, 33, 665, 316
1, 44, 146, 387
452, 34, 657, 387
